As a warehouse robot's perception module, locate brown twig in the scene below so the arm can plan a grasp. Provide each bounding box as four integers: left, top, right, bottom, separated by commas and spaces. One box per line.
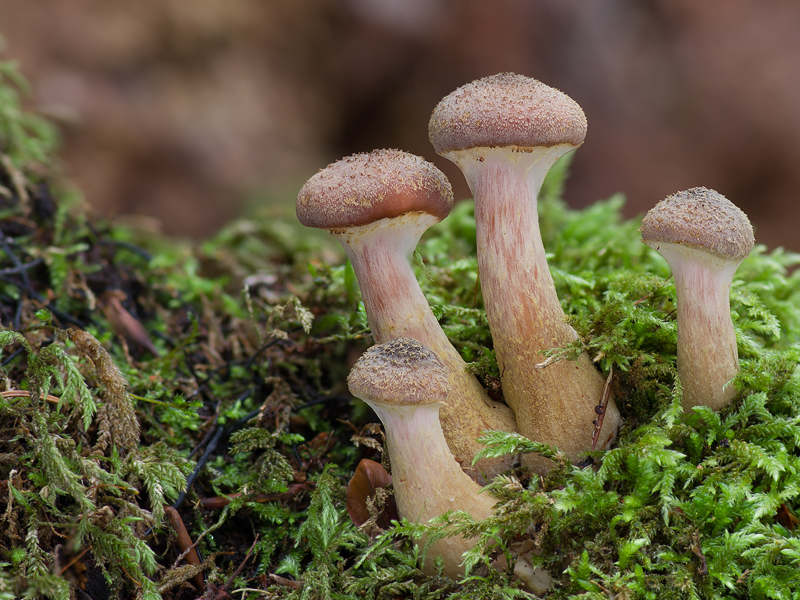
591, 365, 614, 451
1, 390, 60, 404
58, 545, 93, 576
269, 574, 303, 590
204, 535, 262, 599
633, 291, 655, 305
533, 352, 566, 370
690, 532, 709, 578
165, 506, 205, 592
200, 482, 311, 510
225, 534, 259, 588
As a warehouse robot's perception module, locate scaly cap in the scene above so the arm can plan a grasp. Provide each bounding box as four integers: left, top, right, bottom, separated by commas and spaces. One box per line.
347, 338, 450, 407
297, 149, 453, 229
428, 73, 587, 154
641, 187, 754, 261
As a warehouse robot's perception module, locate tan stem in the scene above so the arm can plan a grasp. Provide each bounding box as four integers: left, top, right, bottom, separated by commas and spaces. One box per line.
671, 254, 739, 410
448, 147, 620, 471
334, 213, 517, 479
373, 403, 496, 577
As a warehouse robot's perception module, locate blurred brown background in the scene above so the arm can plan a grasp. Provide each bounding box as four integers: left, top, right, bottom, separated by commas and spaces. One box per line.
1, 0, 799, 250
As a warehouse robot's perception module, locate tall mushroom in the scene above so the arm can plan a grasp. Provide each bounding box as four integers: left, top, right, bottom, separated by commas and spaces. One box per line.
428, 73, 620, 470
347, 337, 497, 578
297, 149, 517, 479
641, 187, 754, 411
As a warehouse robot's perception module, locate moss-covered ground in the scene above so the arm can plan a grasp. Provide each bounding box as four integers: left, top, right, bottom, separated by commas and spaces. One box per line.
2, 53, 800, 600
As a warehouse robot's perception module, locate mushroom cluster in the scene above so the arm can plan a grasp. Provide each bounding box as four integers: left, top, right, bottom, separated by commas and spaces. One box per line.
297, 149, 517, 480
296, 73, 755, 580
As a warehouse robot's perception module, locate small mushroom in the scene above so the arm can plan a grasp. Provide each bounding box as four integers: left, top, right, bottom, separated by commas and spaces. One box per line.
297, 149, 517, 479
641, 187, 755, 410
428, 73, 620, 471
347, 338, 497, 578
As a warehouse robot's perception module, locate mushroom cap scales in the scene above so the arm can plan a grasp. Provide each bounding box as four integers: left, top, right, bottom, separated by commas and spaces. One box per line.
296, 149, 453, 229
641, 187, 754, 261
428, 73, 587, 154
347, 338, 450, 407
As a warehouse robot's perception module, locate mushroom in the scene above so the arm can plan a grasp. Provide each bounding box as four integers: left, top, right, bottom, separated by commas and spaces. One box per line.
347, 337, 497, 578
297, 149, 517, 479
428, 73, 620, 470
641, 187, 754, 410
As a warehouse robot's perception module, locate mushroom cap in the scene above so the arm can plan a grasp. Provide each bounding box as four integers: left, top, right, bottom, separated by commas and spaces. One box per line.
296, 149, 453, 229
641, 187, 755, 261
347, 338, 450, 407
428, 73, 587, 154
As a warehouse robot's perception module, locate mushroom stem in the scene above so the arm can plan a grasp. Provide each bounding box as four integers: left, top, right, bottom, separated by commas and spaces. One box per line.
447, 146, 620, 470
659, 246, 740, 410
641, 187, 754, 411
373, 402, 496, 552
335, 212, 518, 478
334, 213, 438, 343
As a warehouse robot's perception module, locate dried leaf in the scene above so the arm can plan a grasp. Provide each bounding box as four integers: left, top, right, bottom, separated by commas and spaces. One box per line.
776, 503, 799, 530
99, 290, 160, 357
346, 458, 397, 530
165, 506, 205, 592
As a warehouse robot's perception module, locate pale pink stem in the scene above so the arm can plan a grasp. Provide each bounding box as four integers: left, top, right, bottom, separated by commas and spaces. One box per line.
371, 402, 496, 577
450, 147, 620, 469
334, 212, 517, 478
665, 249, 740, 410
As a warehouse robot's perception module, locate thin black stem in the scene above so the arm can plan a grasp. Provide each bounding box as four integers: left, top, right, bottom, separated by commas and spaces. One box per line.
98, 239, 153, 262
172, 394, 258, 511
0, 258, 43, 276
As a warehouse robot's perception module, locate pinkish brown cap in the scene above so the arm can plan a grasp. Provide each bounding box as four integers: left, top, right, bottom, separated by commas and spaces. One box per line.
428, 73, 587, 154
641, 187, 755, 261
296, 149, 453, 229
347, 338, 450, 407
